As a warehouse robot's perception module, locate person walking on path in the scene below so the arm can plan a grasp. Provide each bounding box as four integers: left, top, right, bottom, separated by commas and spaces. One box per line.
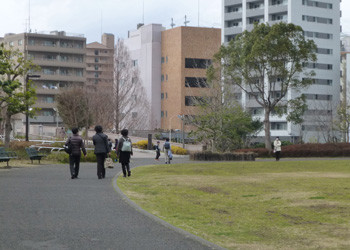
116, 128, 133, 177
155, 141, 161, 161
273, 137, 282, 161
92, 125, 110, 179
163, 138, 171, 164
65, 127, 87, 179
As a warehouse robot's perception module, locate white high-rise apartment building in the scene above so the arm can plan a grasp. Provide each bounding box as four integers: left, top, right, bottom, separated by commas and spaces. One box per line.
222, 0, 341, 143
124, 24, 165, 130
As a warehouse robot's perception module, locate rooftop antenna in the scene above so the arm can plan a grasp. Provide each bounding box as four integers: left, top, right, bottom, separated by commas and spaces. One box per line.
170, 18, 175, 28
101, 10, 103, 37
142, 0, 145, 24
184, 15, 190, 26
28, 0, 31, 32
197, 0, 200, 27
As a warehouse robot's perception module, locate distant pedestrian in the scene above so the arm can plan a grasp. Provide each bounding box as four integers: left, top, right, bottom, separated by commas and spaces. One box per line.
117, 128, 133, 177
108, 138, 113, 151
273, 137, 282, 161
155, 141, 161, 160
163, 138, 171, 164
65, 127, 86, 179
92, 125, 110, 179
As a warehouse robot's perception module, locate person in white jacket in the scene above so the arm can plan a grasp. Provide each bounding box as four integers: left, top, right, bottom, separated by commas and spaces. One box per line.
273, 137, 282, 161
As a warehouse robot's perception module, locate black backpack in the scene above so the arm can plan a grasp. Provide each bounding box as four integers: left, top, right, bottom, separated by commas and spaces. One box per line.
64, 138, 72, 154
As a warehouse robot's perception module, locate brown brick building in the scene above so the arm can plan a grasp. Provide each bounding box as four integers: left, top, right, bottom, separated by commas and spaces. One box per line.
161, 26, 221, 131
86, 33, 114, 88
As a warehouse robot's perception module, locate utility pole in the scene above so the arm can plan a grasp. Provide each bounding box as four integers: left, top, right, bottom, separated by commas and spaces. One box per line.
184, 15, 190, 26
25, 74, 40, 141
170, 18, 175, 28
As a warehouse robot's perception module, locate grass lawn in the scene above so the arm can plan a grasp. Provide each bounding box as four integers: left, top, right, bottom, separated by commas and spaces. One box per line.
117, 160, 350, 249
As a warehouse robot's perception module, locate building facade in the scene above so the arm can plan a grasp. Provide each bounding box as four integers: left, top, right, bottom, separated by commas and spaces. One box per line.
86, 33, 114, 88
2, 31, 86, 134
124, 24, 165, 130
161, 26, 221, 131
222, 0, 341, 142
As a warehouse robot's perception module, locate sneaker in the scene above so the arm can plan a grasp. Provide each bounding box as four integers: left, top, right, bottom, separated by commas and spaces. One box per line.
128, 171, 131, 177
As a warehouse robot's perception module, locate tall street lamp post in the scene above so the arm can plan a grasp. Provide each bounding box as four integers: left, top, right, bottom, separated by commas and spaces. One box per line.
25, 74, 40, 141
178, 115, 185, 149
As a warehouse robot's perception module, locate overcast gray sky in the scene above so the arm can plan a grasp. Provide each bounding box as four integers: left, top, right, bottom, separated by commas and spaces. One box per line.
0, 0, 349, 43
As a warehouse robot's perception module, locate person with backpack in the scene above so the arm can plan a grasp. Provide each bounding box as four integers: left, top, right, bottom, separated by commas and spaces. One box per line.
92, 125, 110, 179
155, 141, 161, 161
163, 138, 171, 164
65, 127, 86, 179
116, 128, 133, 177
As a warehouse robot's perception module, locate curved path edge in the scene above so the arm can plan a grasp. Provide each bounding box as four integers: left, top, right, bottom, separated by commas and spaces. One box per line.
112, 167, 226, 250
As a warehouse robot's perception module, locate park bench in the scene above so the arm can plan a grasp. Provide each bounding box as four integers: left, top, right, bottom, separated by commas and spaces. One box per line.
25, 147, 47, 164
0, 147, 18, 167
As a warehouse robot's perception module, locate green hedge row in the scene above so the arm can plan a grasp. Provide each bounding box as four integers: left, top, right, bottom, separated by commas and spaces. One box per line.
236, 143, 350, 158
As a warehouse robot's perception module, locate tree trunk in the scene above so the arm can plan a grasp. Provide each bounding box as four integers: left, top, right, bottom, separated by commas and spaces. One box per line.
4, 113, 12, 148
264, 109, 272, 151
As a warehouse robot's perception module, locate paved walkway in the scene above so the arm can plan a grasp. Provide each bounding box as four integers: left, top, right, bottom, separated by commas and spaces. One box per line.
0, 155, 222, 250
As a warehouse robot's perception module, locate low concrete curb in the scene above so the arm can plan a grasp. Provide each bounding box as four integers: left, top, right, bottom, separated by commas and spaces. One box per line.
112, 168, 226, 250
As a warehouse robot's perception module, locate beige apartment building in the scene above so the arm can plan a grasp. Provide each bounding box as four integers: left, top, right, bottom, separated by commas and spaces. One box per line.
2, 31, 86, 132
161, 26, 221, 131
86, 33, 114, 88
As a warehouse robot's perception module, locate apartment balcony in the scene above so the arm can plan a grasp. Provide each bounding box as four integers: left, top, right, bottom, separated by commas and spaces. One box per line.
28, 45, 85, 55
246, 8, 265, 18
224, 0, 241, 6
225, 26, 243, 35
225, 12, 243, 22
33, 102, 56, 109
38, 74, 86, 82
35, 88, 60, 95
32, 58, 85, 68
269, 4, 288, 13
29, 116, 55, 123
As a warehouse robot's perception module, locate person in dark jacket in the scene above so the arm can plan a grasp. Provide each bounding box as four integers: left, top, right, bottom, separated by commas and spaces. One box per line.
116, 128, 133, 177
92, 125, 110, 179
65, 127, 87, 179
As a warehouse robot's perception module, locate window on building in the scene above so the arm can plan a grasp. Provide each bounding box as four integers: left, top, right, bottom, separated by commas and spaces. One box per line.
60, 55, 68, 62
161, 111, 164, 118
161, 75, 164, 82
95, 72, 99, 78
132, 60, 138, 67
161, 57, 165, 64
185, 58, 212, 69
302, 15, 333, 24
43, 40, 56, 47
316, 48, 333, 55
94, 50, 99, 55
166, 56, 168, 63
226, 5, 242, 13
161, 93, 164, 100
95, 65, 99, 70
185, 96, 207, 106
304, 31, 333, 40
185, 77, 208, 88
302, 0, 332, 9
18, 39, 23, 46
28, 39, 35, 45
60, 69, 69, 75
43, 68, 55, 75
270, 122, 287, 131
95, 58, 99, 63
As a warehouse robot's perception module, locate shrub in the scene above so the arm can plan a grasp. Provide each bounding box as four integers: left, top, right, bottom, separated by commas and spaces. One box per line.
190, 151, 256, 161
171, 145, 188, 155
46, 150, 118, 163
133, 140, 152, 150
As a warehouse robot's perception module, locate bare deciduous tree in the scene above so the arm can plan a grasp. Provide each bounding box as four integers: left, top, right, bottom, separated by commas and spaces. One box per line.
113, 39, 150, 132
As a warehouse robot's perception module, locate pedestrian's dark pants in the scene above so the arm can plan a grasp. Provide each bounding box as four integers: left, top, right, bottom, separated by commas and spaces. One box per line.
155, 150, 160, 159
121, 163, 130, 177
69, 155, 81, 178
96, 153, 106, 179
275, 151, 281, 161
